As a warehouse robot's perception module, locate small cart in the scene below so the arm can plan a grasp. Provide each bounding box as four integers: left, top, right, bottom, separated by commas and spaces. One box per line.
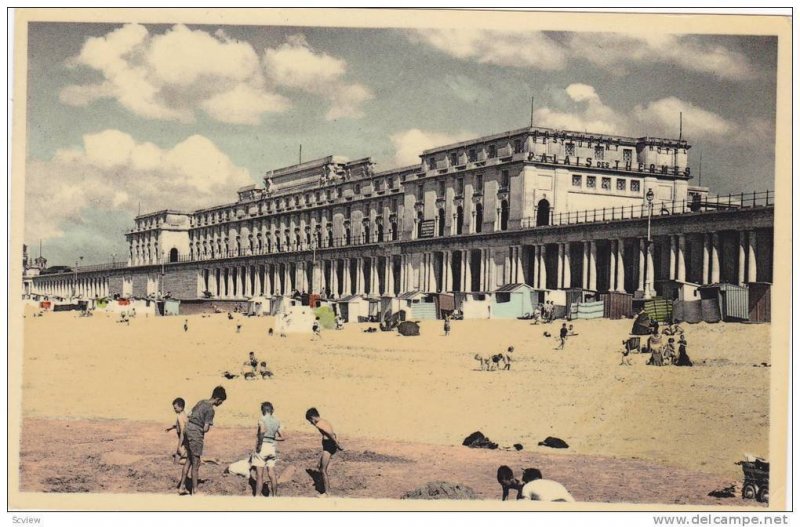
738, 458, 769, 503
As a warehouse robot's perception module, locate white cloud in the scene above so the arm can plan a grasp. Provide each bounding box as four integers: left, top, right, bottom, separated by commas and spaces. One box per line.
263, 34, 373, 120
407, 29, 756, 81
389, 128, 475, 167
25, 129, 252, 242
407, 28, 566, 70
565, 33, 756, 81
534, 84, 742, 143
60, 24, 291, 125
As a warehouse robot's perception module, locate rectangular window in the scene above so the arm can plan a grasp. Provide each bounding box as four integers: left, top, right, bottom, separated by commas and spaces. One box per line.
354, 184, 361, 194
337, 187, 343, 198
456, 177, 464, 195
417, 183, 424, 201
631, 180, 641, 192
572, 175, 582, 187
449, 152, 458, 166
601, 177, 611, 190
475, 174, 484, 192
616, 179, 626, 191
514, 139, 523, 154
594, 146, 605, 161
468, 148, 477, 162
438, 180, 446, 196
387, 176, 394, 189
427, 157, 436, 170
565, 143, 575, 156
623, 149, 632, 164
488, 144, 497, 158
501, 170, 510, 189
586, 176, 596, 189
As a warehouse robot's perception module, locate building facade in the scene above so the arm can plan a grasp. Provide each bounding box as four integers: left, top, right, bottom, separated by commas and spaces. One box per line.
30, 125, 774, 301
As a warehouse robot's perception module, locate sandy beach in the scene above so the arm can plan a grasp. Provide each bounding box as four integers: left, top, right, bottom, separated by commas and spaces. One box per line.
18, 309, 771, 504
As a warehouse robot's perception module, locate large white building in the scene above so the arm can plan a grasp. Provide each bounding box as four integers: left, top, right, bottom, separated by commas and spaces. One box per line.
33, 125, 773, 302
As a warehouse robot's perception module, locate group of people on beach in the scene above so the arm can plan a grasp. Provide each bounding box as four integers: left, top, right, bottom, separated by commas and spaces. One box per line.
166, 386, 342, 497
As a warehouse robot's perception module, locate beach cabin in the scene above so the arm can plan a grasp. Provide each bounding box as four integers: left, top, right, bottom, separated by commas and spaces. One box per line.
335, 295, 370, 323
698, 283, 749, 322
747, 282, 771, 323
490, 284, 535, 319
246, 296, 271, 317
599, 291, 634, 320
366, 296, 382, 322
657, 280, 702, 302
396, 291, 438, 320
432, 293, 455, 319
454, 292, 491, 319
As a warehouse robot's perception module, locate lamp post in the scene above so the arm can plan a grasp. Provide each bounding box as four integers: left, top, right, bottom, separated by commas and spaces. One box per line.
643, 189, 654, 300
73, 256, 83, 299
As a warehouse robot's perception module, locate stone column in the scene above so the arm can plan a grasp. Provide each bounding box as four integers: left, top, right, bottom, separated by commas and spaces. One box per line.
616, 239, 625, 293
637, 239, 645, 291
515, 246, 523, 284
738, 231, 746, 285
556, 243, 564, 289
254, 266, 261, 296
710, 232, 720, 284
532, 246, 540, 289
608, 240, 617, 292
463, 250, 472, 292
702, 234, 710, 285
582, 242, 589, 290
677, 234, 686, 283
370, 258, 378, 295
669, 235, 677, 280
540, 245, 548, 290
343, 259, 352, 295
563, 243, 572, 289
747, 230, 757, 283
444, 251, 453, 291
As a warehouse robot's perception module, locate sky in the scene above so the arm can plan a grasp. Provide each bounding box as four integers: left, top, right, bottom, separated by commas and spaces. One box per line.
22, 20, 779, 266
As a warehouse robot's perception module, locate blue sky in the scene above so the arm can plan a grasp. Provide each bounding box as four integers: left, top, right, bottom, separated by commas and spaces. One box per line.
23, 21, 778, 265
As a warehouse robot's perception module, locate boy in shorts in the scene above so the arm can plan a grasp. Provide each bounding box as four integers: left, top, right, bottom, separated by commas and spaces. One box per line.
165, 397, 188, 467
180, 386, 227, 495
252, 401, 284, 497
306, 407, 343, 497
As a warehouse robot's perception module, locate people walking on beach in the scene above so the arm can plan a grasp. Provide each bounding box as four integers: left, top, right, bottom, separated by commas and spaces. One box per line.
165, 397, 188, 466
252, 401, 284, 497
556, 323, 568, 350
180, 386, 227, 495
183, 319, 189, 332
306, 407, 343, 498
443, 315, 451, 336
503, 346, 513, 370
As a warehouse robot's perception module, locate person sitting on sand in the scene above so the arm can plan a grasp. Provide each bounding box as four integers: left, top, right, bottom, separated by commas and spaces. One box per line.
227, 312, 234, 320
474, 354, 490, 371
497, 465, 524, 500
335, 316, 344, 330
647, 330, 664, 366
165, 397, 188, 468
519, 468, 575, 502
312, 317, 322, 339
258, 361, 273, 379
490, 353, 505, 371
675, 335, 693, 367
567, 324, 578, 336
662, 338, 676, 365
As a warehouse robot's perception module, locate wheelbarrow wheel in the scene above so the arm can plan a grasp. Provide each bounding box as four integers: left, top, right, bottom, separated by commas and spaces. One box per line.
742, 483, 756, 500
757, 487, 768, 503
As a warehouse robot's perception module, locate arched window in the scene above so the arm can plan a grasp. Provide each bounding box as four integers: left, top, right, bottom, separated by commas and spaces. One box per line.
363, 225, 370, 244
536, 199, 550, 227
345, 227, 351, 246
500, 199, 509, 231
169, 248, 178, 262
456, 206, 464, 235
391, 222, 398, 241
475, 203, 483, 233
438, 207, 446, 236
417, 211, 424, 238
377, 224, 384, 242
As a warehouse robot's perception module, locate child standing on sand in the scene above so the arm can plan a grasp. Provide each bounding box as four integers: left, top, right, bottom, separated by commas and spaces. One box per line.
443, 315, 451, 336
165, 398, 188, 467
180, 386, 227, 495
305, 407, 343, 498
252, 402, 284, 497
